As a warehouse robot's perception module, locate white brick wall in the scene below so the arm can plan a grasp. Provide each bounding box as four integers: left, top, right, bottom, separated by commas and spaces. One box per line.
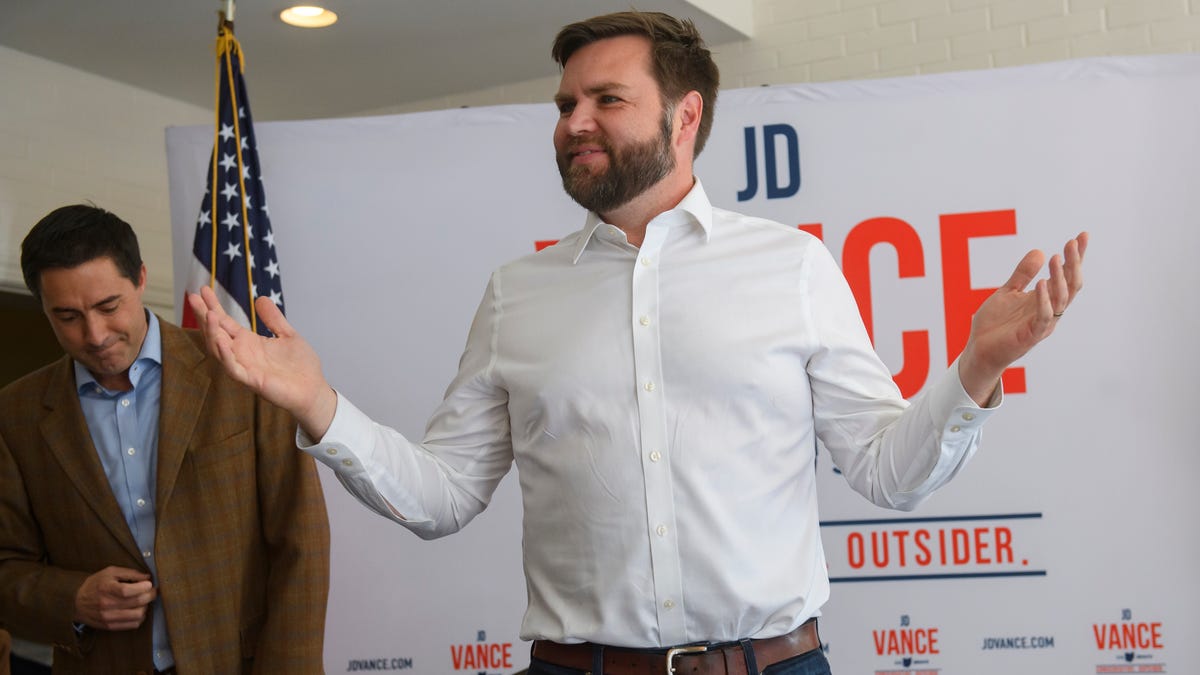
4, 0, 1200, 311
366, 0, 1200, 113
0, 45, 208, 314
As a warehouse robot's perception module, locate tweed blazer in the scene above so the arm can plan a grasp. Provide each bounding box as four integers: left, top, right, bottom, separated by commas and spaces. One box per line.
0, 627, 10, 675
0, 318, 330, 674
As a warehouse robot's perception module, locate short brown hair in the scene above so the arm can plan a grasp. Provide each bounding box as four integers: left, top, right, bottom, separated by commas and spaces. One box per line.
22, 204, 143, 302
552, 11, 720, 156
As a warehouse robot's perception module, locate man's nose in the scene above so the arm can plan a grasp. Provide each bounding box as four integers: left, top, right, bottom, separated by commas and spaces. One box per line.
83, 315, 108, 346
563, 103, 597, 136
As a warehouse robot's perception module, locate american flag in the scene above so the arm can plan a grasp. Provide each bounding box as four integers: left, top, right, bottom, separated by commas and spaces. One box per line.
182, 19, 283, 336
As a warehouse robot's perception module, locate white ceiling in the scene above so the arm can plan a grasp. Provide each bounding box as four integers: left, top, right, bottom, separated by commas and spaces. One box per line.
0, 0, 751, 121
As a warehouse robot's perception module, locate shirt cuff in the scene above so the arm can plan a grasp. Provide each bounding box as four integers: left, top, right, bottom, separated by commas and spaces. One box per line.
295, 390, 375, 478
295, 391, 411, 522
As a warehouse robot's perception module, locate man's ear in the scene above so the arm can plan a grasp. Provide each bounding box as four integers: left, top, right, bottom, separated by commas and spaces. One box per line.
674, 90, 703, 149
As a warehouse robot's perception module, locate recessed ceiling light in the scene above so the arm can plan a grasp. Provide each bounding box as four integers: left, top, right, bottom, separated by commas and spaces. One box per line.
279, 6, 338, 28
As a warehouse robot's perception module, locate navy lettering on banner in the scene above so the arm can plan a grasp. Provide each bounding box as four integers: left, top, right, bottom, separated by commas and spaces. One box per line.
737, 124, 801, 201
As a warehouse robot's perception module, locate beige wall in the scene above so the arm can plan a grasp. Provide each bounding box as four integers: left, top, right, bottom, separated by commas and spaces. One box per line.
0, 45, 208, 315
3, 0, 1200, 314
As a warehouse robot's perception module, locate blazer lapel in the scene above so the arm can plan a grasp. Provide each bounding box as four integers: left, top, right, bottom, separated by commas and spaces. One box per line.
39, 357, 143, 561
154, 320, 210, 512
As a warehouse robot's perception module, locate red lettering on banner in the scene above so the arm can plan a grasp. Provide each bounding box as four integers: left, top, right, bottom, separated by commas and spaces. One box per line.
843, 526, 1018, 569
841, 217, 931, 398
797, 223, 824, 240
995, 526, 1014, 563
913, 528, 932, 565
939, 210, 1026, 393
872, 628, 940, 655
1092, 623, 1165, 650
848, 532, 865, 569
951, 528, 971, 564
893, 529, 910, 567
450, 643, 514, 670
872, 531, 889, 567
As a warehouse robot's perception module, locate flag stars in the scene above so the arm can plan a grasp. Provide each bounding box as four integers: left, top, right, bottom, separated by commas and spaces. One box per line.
264, 230, 276, 249
219, 123, 235, 142
196, 210, 211, 229
264, 260, 280, 279
221, 182, 239, 202
219, 153, 237, 173
223, 242, 242, 261
269, 289, 283, 307
241, 136, 249, 151
222, 212, 240, 231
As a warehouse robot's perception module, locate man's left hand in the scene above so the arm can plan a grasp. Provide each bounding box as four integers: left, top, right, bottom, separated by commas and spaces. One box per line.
958, 232, 1088, 405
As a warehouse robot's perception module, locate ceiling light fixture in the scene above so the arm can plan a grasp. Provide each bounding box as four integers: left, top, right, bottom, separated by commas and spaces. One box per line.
279, 6, 338, 28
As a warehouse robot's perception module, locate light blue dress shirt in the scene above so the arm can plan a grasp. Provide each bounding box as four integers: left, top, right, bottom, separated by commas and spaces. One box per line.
75, 311, 174, 671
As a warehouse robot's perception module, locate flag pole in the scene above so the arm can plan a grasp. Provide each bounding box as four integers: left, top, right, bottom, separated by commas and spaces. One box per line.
185, 0, 283, 336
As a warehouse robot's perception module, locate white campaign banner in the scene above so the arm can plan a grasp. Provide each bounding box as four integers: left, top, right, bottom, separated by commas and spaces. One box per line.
167, 56, 1200, 674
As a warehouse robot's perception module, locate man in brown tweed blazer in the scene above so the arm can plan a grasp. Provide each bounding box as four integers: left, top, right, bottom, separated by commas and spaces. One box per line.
0, 205, 330, 674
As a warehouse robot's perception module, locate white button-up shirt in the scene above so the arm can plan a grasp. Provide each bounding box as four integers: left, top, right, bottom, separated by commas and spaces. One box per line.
303, 180, 995, 647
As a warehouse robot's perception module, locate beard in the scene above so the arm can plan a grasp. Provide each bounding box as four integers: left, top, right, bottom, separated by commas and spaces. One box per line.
556, 115, 675, 214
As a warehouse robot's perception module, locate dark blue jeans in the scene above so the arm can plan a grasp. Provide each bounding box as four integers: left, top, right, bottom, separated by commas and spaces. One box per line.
528, 647, 832, 675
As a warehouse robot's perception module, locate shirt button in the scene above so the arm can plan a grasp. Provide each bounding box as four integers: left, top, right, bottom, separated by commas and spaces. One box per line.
326, 448, 338, 456
640, 256, 652, 266
142, 550, 152, 558
136, 498, 146, 508
962, 412, 976, 421
950, 425, 961, 433
121, 399, 130, 407
342, 458, 353, 467
663, 599, 675, 609
649, 451, 661, 462
639, 315, 650, 326
127, 447, 136, 456
644, 381, 655, 392
656, 525, 667, 537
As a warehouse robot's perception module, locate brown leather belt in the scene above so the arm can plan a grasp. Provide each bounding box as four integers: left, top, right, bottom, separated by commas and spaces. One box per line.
530, 619, 820, 675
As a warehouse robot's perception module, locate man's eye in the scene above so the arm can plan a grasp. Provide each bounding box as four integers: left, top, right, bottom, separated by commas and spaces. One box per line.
600, 95, 621, 104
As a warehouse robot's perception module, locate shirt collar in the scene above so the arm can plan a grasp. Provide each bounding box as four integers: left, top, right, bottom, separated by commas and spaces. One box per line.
75, 310, 162, 395
570, 178, 714, 264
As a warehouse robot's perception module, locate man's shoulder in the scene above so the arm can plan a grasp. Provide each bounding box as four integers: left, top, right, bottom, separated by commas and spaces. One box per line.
711, 206, 825, 252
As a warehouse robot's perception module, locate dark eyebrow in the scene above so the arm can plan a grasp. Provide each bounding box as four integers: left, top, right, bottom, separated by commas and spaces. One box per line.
554, 82, 632, 106
50, 294, 121, 315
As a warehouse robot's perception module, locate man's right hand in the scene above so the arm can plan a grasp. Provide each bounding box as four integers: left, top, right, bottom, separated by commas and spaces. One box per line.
187, 286, 338, 439
73, 566, 155, 631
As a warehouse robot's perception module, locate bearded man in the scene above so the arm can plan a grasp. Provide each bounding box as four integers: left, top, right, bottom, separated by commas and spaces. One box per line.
190, 11, 1086, 675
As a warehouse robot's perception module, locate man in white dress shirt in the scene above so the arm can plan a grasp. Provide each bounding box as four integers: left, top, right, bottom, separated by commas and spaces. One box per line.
190, 11, 1086, 675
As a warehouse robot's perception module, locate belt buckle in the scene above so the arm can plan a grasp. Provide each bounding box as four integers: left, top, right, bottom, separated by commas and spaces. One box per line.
665, 644, 708, 674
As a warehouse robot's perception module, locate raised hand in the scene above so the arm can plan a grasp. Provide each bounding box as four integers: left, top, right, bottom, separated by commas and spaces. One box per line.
73, 566, 155, 631
187, 287, 338, 438
958, 232, 1088, 404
